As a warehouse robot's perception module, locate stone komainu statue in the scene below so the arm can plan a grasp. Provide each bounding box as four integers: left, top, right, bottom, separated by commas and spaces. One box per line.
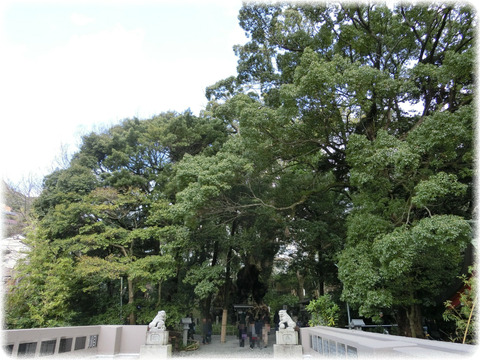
278, 309, 296, 330
149, 310, 166, 331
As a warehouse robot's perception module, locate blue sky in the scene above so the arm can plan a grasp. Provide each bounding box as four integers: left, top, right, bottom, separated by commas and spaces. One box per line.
0, 0, 246, 186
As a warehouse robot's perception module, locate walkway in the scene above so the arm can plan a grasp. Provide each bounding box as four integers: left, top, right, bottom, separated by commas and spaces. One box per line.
174, 333, 276, 359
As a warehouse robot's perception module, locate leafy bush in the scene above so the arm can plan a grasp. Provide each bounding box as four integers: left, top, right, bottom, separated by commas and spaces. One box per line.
443, 267, 476, 344
263, 291, 299, 315
306, 295, 339, 327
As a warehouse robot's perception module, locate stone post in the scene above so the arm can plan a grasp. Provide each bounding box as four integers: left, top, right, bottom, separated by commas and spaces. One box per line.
220, 309, 228, 343
140, 310, 172, 358
181, 317, 192, 346
273, 310, 302, 358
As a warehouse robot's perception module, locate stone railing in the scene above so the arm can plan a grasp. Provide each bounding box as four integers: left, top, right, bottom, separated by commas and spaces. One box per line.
4, 324, 477, 358
299, 326, 477, 358
2, 325, 147, 358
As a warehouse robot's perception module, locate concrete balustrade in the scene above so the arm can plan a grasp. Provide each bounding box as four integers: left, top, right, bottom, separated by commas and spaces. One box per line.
299, 326, 477, 358
3, 324, 477, 358
2, 325, 147, 358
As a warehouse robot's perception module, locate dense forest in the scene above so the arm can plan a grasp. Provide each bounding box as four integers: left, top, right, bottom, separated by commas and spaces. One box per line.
5, 3, 475, 342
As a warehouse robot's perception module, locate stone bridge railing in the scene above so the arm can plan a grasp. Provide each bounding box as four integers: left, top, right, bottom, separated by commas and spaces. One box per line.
2, 325, 147, 357
3, 324, 477, 358
299, 326, 476, 358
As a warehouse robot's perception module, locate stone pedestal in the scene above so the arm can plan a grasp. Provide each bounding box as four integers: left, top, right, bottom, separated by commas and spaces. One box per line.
276, 329, 298, 345
140, 344, 172, 358
140, 330, 171, 358
274, 329, 302, 358
273, 344, 303, 358
145, 329, 169, 345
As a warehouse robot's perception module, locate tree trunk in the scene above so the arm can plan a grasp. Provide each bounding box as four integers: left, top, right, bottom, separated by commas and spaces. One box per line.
221, 309, 228, 343
128, 278, 136, 325
221, 222, 235, 343
319, 281, 325, 296
406, 304, 424, 338
397, 304, 423, 338
204, 241, 219, 318
296, 270, 305, 301
156, 281, 162, 308
221, 246, 233, 343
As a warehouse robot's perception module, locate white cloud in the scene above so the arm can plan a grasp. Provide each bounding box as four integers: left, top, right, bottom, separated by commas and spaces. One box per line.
0, 2, 245, 183
2, 25, 147, 125
70, 13, 94, 26
1, 25, 154, 181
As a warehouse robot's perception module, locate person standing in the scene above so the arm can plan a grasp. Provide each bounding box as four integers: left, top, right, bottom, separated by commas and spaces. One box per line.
249, 318, 256, 349
188, 313, 195, 340
238, 313, 247, 347
206, 318, 212, 344
273, 310, 280, 331
262, 312, 270, 348
202, 317, 212, 344
254, 317, 263, 349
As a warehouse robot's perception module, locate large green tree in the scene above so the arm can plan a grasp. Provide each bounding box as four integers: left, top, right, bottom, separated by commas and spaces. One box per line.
6, 111, 230, 327
208, 2, 474, 337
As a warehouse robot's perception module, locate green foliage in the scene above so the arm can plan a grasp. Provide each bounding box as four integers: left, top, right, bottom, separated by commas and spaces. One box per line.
183, 263, 225, 300
306, 295, 340, 327
173, 143, 252, 215
263, 291, 299, 315
75, 256, 127, 292
340, 84, 472, 333
407, 105, 473, 178
443, 267, 476, 344
128, 255, 176, 292
6, 233, 77, 328
86, 303, 124, 325
413, 173, 468, 209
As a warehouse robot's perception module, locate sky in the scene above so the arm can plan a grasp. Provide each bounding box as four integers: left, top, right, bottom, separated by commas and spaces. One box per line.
0, 0, 247, 187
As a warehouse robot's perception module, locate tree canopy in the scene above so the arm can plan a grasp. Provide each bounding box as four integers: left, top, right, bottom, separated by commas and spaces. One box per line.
6, 3, 475, 342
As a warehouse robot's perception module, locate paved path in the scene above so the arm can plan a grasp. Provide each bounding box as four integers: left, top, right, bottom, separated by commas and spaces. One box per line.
174, 333, 276, 359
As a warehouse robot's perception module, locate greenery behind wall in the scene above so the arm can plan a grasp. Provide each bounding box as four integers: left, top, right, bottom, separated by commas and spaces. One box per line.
5, 3, 475, 342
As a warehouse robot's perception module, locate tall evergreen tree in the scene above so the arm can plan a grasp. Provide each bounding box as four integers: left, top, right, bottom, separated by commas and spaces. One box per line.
207, 3, 474, 336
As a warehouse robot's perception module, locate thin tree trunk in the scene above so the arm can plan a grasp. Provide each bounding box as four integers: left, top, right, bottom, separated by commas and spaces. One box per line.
463, 297, 476, 344
156, 281, 162, 308
128, 278, 136, 325
221, 222, 235, 343
296, 270, 305, 301
406, 304, 423, 338
221, 246, 233, 343
204, 241, 219, 318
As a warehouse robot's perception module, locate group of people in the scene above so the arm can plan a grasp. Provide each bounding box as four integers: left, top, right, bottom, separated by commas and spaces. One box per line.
238, 309, 271, 349
184, 314, 212, 345
195, 307, 275, 348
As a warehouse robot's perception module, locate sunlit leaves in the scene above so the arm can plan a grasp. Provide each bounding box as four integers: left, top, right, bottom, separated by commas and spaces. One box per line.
173, 139, 253, 216
342, 102, 472, 323
75, 255, 128, 292
413, 173, 468, 209
306, 295, 340, 327
407, 105, 473, 173
128, 255, 176, 292
340, 215, 471, 317
183, 262, 226, 300
6, 236, 77, 328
